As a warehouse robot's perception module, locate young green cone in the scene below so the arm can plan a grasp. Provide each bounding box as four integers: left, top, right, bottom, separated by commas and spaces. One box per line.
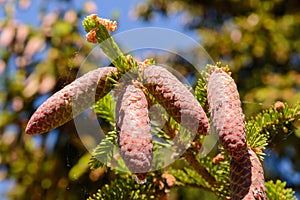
141, 65, 210, 136
26, 67, 117, 134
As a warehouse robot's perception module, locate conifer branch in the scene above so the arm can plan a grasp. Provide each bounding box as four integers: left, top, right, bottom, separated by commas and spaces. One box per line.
265, 180, 296, 200
93, 93, 116, 127
87, 174, 165, 200
182, 148, 216, 187
89, 131, 117, 170
246, 101, 300, 159
168, 167, 211, 190
195, 76, 208, 109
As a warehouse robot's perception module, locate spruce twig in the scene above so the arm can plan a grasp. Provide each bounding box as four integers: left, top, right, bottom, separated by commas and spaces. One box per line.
182, 148, 216, 187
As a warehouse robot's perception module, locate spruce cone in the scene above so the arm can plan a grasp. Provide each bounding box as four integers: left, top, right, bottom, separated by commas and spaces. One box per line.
230, 147, 266, 200
26, 67, 117, 134
142, 65, 209, 135
116, 81, 152, 176
207, 66, 246, 160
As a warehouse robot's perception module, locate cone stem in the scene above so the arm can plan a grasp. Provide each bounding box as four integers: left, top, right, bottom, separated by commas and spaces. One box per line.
82, 14, 137, 74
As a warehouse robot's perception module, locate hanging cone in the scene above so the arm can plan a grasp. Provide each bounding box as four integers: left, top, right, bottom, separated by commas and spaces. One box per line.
142, 65, 210, 136
26, 67, 117, 134
116, 81, 152, 180
207, 66, 246, 160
